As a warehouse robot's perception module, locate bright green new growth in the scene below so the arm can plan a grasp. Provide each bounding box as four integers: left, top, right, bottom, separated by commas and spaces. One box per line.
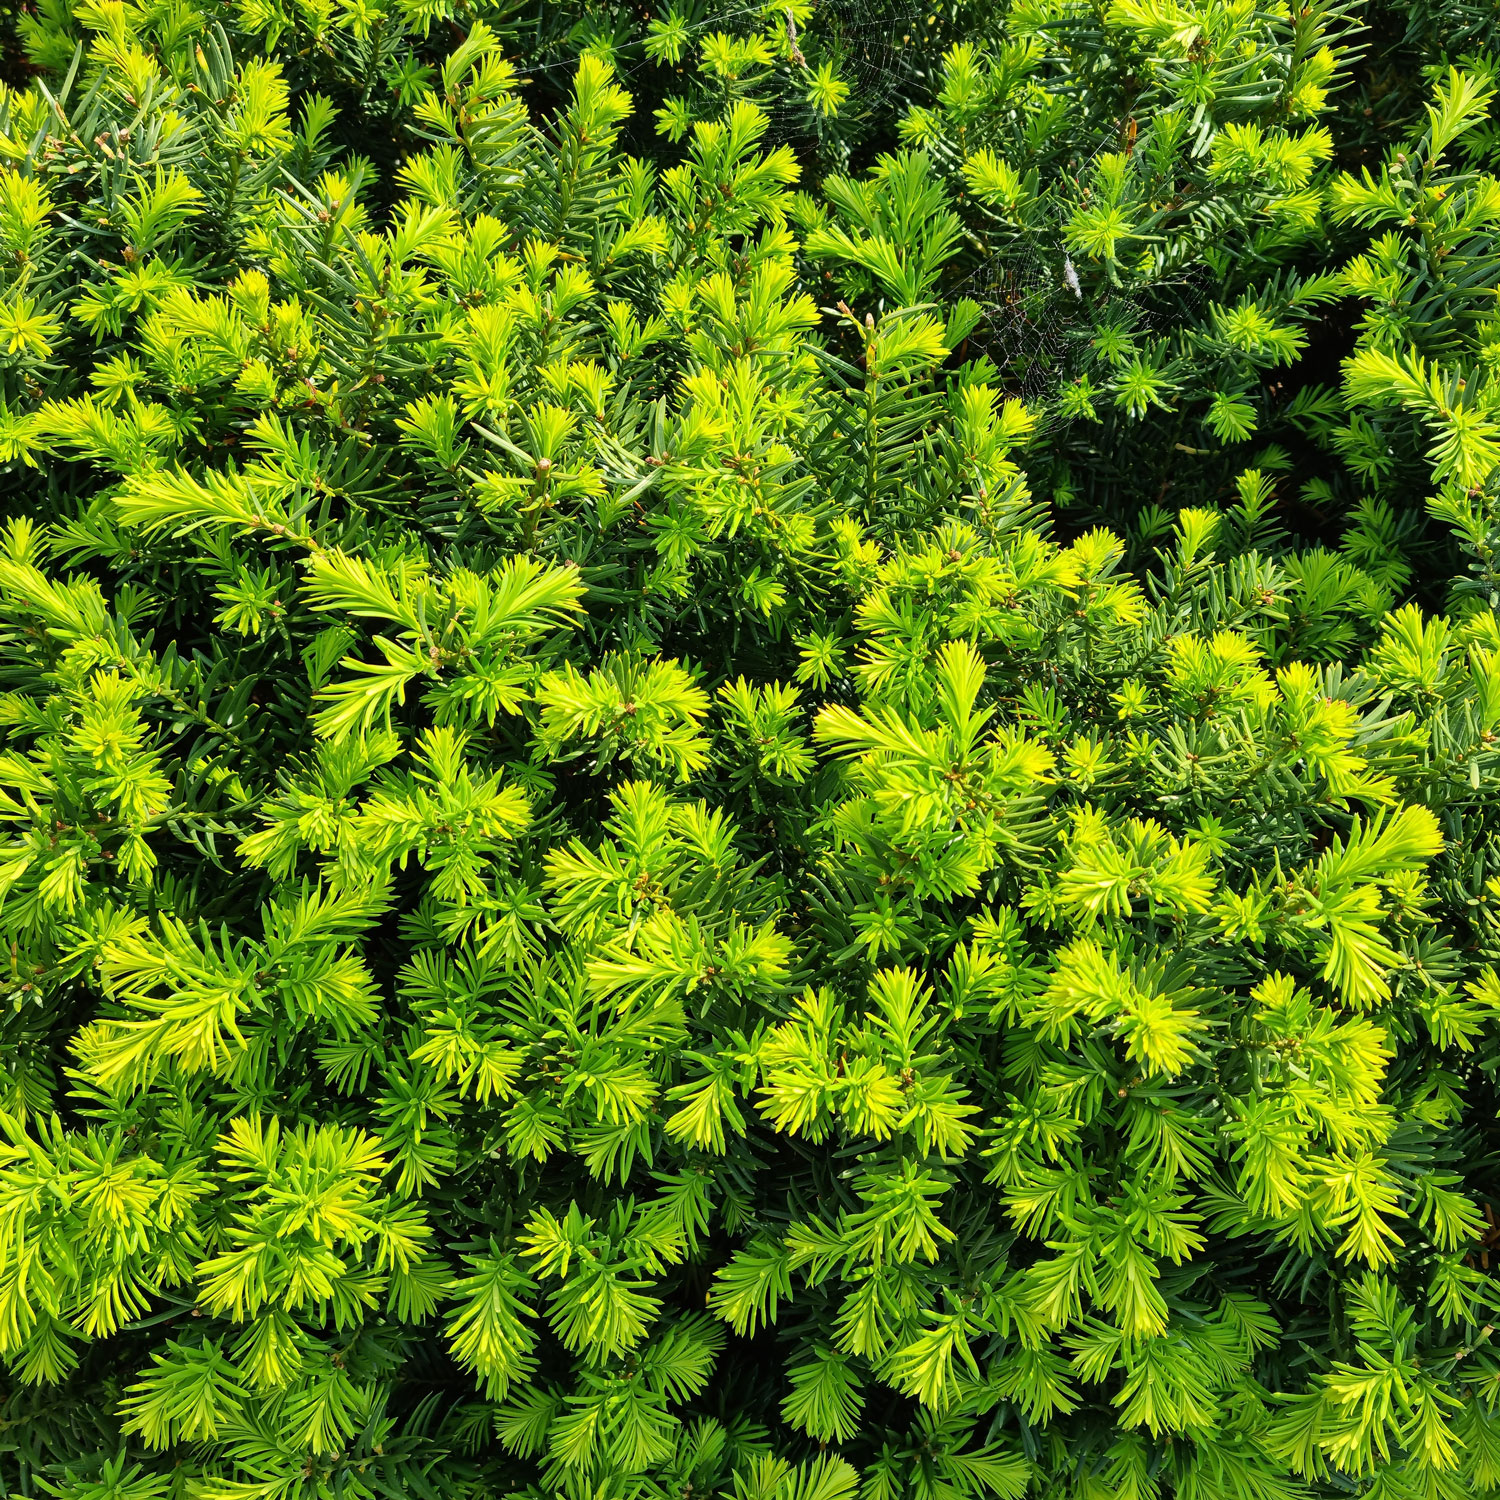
2, 2, 1500, 1499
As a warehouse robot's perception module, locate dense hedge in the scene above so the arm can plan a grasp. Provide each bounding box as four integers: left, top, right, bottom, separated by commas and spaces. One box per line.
4, 3, 1500, 1499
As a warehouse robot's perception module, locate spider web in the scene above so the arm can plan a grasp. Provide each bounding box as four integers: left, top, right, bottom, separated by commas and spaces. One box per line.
753, 0, 927, 145
950, 138, 1211, 419
508, 0, 924, 149
503, 15, 1212, 421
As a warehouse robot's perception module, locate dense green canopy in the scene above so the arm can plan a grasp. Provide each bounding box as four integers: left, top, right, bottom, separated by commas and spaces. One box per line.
2, 3, 1500, 1499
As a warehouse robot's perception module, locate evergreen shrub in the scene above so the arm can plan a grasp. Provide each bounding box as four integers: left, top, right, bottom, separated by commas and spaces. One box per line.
3, 3, 1500, 1499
